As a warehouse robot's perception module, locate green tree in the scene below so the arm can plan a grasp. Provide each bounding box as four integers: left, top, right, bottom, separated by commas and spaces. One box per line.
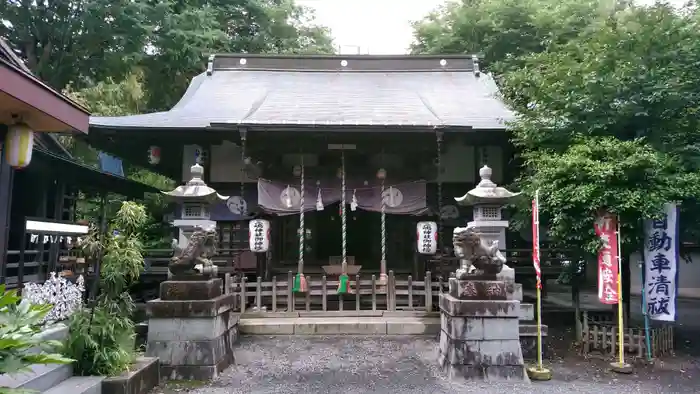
63, 74, 175, 248
501, 3, 700, 250
1, 0, 334, 110
65, 202, 148, 376
0, 0, 150, 89
410, 0, 625, 73
141, 0, 334, 110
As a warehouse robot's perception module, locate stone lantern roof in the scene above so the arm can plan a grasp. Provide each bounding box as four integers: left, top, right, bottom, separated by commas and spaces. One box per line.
162, 163, 228, 203
454, 165, 521, 206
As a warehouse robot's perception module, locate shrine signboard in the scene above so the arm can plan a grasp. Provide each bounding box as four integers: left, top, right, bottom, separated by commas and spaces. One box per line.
594, 212, 619, 305
643, 203, 679, 322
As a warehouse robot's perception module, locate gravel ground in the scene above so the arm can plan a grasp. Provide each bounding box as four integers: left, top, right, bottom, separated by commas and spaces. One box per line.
153, 336, 700, 394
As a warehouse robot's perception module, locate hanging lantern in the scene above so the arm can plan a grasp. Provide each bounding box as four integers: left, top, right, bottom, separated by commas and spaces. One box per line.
148, 146, 161, 165
292, 165, 302, 177
315, 184, 324, 211
416, 221, 438, 255
376, 168, 387, 180
350, 189, 358, 211
249, 219, 271, 253
5, 122, 34, 169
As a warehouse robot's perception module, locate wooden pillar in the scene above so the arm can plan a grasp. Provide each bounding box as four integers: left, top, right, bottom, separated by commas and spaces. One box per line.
47, 181, 65, 275
36, 181, 48, 279
0, 124, 14, 285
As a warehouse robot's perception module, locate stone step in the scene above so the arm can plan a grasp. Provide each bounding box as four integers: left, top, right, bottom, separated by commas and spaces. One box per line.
239, 316, 549, 337
0, 363, 73, 393
519, 303, 534, 321
42, 376, 104, 394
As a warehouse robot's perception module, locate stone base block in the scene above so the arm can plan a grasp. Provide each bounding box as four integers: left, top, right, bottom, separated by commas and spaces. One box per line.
442, 364, 529, 382
147, 325, 239, 365
440, 294, 520, 318
439, 330, 525, 366
146, 291, 239, 382
160, 278, 222, 301
160, 352, 234, 381
147, 294, 235, 318
519, 334, 549, 361
448, 278, 508, 300
441, 314, 519, 340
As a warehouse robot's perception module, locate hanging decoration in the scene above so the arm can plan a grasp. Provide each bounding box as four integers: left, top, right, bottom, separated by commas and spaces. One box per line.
377, 166, 387, 284
5, 122, 34, 169
194, 147, 208, 164
23, 272, 85, 324
248, 219, 270, 253
280, 185, 299, 208
293, 156, 308, 293
226, 196, 247, 215
337, 152, 349, 294
239, 131, 248, 216
29, 234, 82, 245
382, 186, 403, 208
416, 221, 438, 255
148, 146, 161, 165
435, 131, 444, 252
350, 189, 358, 211
315, 181, 324, 211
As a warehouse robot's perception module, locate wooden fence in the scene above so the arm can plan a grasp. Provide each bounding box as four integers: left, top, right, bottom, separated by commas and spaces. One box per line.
225, 270, 447, 314
580, 311, 674, 358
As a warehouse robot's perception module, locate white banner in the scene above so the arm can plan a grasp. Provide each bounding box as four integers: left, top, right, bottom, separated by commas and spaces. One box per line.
643, 203, 679, 322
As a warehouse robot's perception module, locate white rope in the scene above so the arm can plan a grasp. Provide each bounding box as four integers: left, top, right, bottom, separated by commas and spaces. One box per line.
341, 152, 347, 273
436, 131, 443, 251
381, 179, 386, 264
298, 156, 305, 274
240, 133, 247, 215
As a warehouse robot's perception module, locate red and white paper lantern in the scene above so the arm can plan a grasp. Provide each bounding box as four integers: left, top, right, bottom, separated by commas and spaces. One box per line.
249, 219, 271, 253
148, 146, 161, 165
416, 221, 438, 255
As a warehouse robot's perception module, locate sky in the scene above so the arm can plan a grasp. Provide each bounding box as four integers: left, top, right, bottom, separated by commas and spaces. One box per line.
297, 0, 688, 55
297, 0, 448, 54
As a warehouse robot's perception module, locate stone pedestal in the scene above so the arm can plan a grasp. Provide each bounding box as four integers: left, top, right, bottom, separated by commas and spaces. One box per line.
438, 277, 528, 382
146, 275, 239, 380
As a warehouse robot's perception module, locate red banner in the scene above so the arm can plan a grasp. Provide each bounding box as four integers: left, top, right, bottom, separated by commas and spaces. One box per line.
594, 212, 619, 304
532, 198, 541, 288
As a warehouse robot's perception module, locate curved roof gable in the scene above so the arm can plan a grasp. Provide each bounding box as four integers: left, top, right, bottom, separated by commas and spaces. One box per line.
90, 54, 514, 130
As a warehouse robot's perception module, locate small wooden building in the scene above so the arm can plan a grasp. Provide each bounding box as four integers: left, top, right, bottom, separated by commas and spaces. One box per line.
87, 54, 524, 279
0, 39, 160, 287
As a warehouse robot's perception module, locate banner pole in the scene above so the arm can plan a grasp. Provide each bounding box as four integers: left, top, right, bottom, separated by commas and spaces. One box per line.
527, 189, 552, 381
611, 219, 632, 373
639, 261, 652, 361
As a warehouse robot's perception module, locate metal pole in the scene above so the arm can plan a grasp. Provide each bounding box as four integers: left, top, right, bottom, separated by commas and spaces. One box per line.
639, 261, 652, 361
534, 190, 543, 370
616, 219, 625, 366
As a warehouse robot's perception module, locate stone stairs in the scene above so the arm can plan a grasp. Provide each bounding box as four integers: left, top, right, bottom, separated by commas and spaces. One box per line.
0, 323, 105, 394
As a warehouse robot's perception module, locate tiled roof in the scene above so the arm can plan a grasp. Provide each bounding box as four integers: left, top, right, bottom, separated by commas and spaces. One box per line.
90, 54, 514, 130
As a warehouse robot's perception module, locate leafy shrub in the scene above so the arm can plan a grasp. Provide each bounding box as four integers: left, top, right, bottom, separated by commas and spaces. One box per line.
0, 285, 73, 377
64, 201, 147, 376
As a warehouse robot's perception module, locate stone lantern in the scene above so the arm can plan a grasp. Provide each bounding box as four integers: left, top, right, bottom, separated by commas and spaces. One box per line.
162, 162, 228, 249
148, 162, 237, 381
438, 164, 529, 382
454, 164, 520, 252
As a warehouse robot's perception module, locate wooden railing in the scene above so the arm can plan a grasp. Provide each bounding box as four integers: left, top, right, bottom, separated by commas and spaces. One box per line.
225, 270, 447, 314
580, 311, 674, 358
141, 247, 572, 278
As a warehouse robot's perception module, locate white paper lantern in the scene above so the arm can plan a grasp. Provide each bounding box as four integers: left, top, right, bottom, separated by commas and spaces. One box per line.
416, 221, 438, 255
249, 219, 270, 253
5, 122, 34, 169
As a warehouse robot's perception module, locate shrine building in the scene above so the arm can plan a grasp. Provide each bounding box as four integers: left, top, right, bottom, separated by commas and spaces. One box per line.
85, 54, 539, 281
